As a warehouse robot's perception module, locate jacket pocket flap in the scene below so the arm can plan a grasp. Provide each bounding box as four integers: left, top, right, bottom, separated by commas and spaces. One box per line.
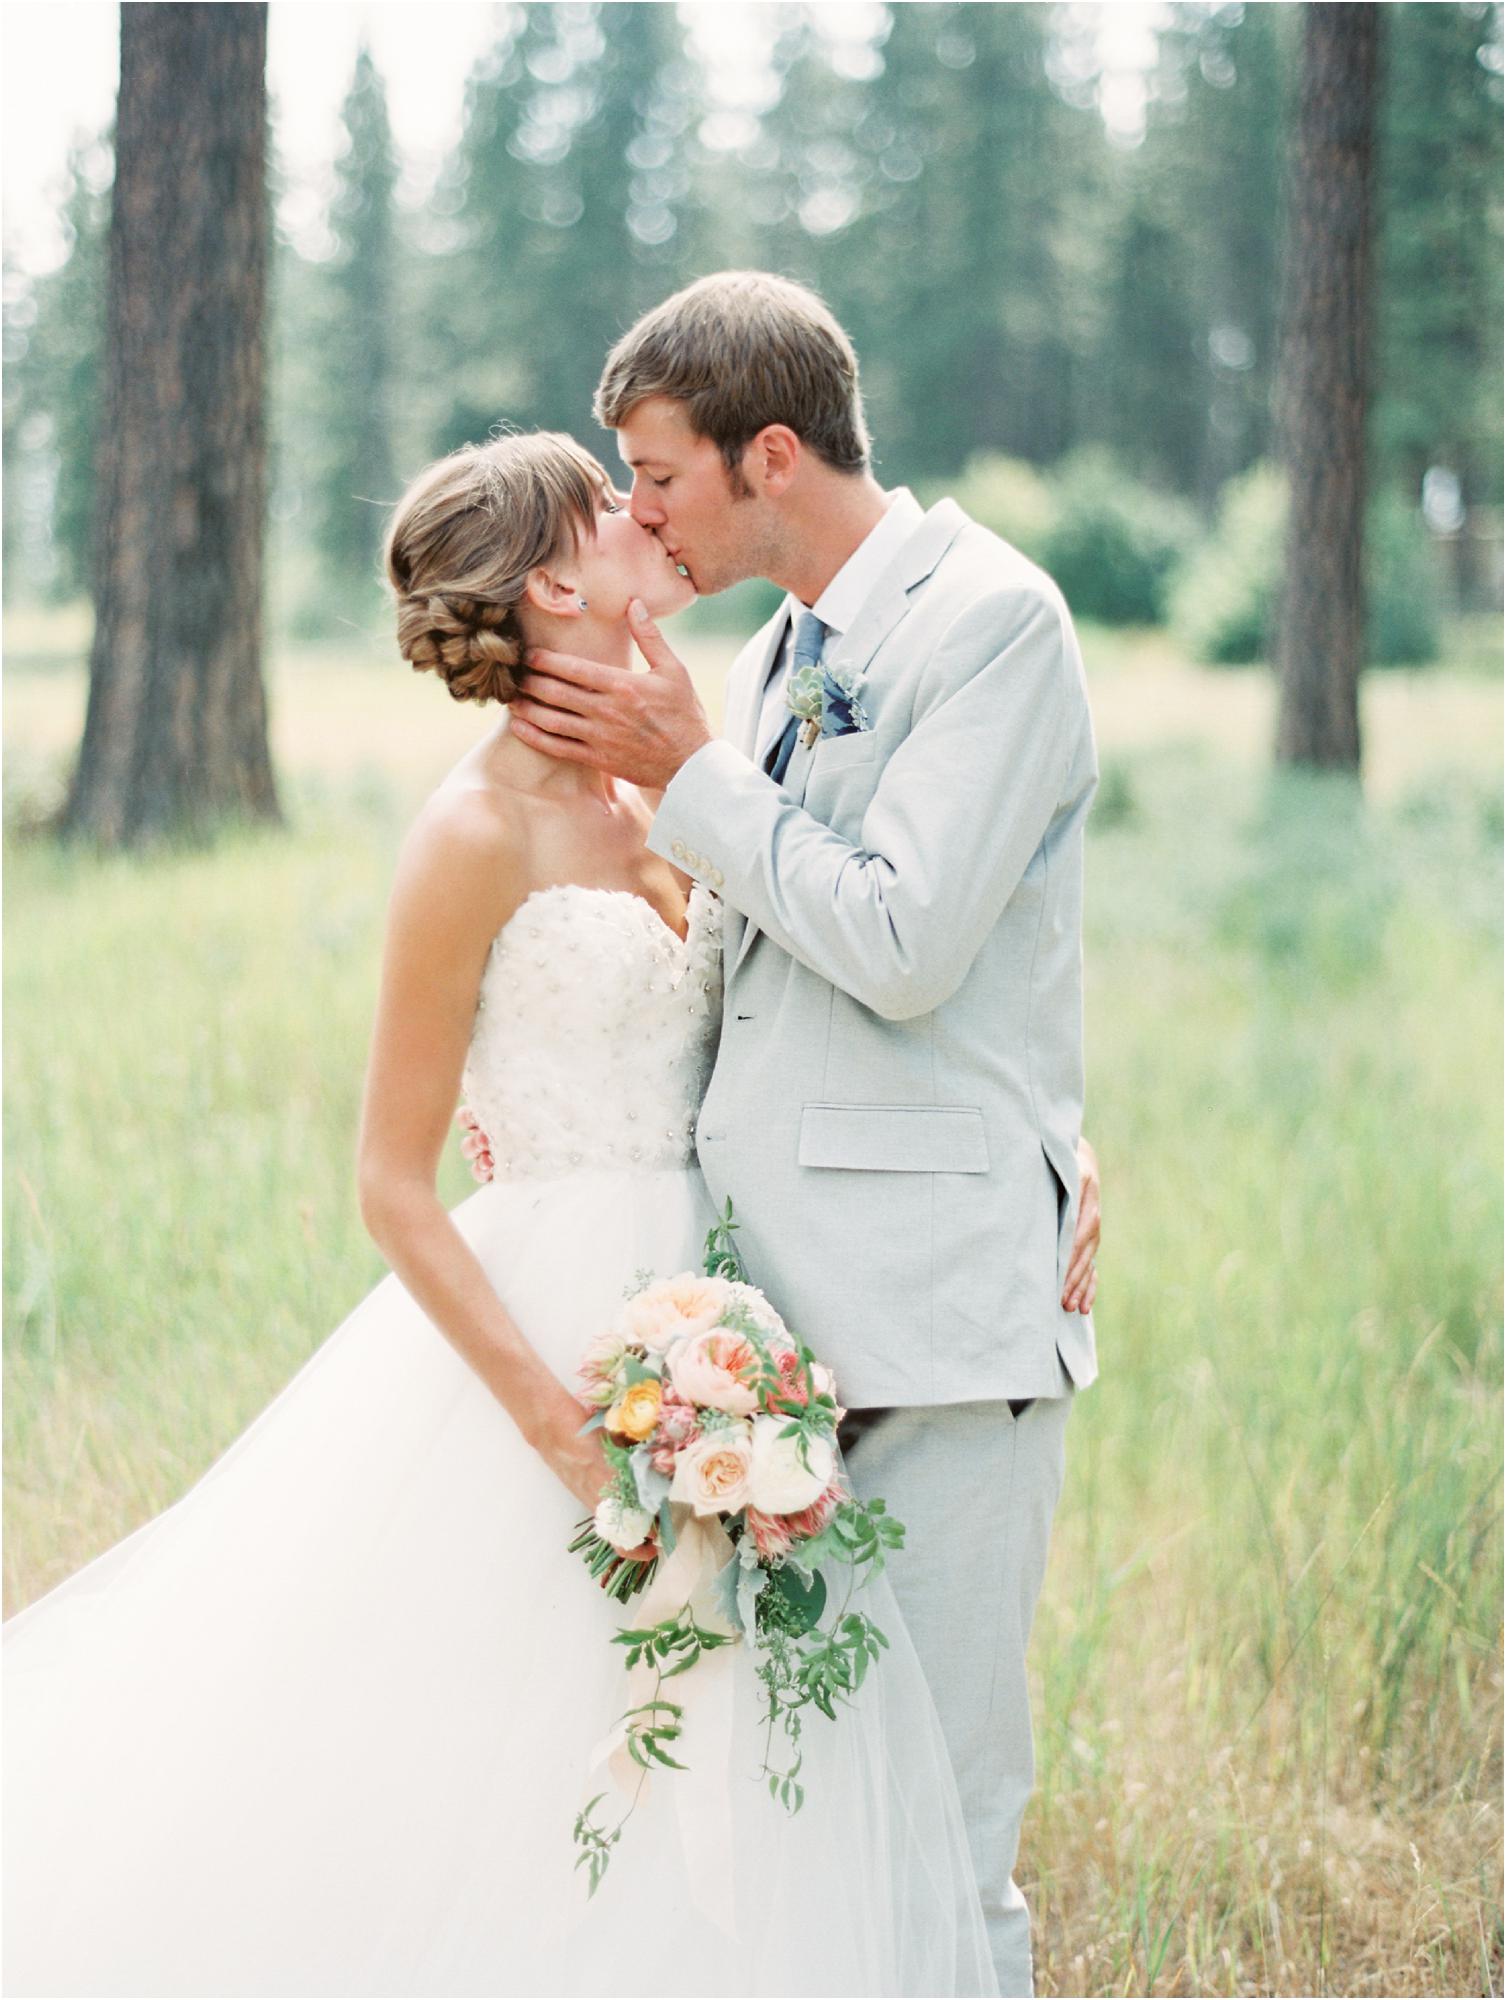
811, 731, 879, 770
798, 1104, 989, 1174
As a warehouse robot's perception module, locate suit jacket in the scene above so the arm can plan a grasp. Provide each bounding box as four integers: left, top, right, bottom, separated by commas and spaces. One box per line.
649, 499, 1098, 1406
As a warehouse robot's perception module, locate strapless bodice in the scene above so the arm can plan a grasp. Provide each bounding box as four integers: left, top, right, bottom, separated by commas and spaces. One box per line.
461, 883, 722, 1184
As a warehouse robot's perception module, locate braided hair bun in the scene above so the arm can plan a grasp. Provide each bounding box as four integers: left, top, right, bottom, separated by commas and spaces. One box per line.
384, 432, 610, 708
394, 591, 522, 706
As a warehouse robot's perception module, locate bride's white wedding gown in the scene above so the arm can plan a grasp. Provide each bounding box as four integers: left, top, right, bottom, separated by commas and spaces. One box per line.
4, 882, 995, 1998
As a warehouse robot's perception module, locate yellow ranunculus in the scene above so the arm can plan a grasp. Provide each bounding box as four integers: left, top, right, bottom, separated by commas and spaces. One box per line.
606, 1378, 662, 1442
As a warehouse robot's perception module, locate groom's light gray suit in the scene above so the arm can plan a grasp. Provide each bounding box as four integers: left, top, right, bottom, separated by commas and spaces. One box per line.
649, 496, 1097, 1996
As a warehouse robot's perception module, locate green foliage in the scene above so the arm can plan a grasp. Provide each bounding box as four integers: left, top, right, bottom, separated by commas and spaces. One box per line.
4, 141, 110, 600
931, 453, 1057, 564
701, 1197, 748, 1282
612, 1604, 731, 1682
1173, 462, 1444, 667
1366, 486, 1445, 666
1170, 461, 1287, 665
565, 1519, 657, 1602
1217, 768, 1398, 986
1041, 451, 1196, 626
5, 642, 1500, 1991
1375, 2, 1504, 511
312, 46, 400, 592
8, 1, 1502, 633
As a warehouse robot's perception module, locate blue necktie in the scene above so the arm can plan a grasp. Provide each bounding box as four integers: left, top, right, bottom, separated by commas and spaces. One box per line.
763, 610, 827, 785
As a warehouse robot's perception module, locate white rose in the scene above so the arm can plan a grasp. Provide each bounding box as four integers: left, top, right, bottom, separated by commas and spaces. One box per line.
747, 1416, 834, 1516
593, 1493, 653, 1552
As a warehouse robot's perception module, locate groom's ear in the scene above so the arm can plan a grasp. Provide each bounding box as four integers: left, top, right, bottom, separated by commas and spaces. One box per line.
522, 567, 584, 618
747, 424, 801, 498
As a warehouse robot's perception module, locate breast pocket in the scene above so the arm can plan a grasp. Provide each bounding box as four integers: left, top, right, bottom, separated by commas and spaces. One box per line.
804, 734, 881, 836
811, 731, 879, 773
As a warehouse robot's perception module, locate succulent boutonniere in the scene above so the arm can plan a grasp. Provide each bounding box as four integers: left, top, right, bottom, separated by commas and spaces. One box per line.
785, 659, 873, 752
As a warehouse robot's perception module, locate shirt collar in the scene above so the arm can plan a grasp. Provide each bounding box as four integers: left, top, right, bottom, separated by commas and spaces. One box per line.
782, 487, 924, 645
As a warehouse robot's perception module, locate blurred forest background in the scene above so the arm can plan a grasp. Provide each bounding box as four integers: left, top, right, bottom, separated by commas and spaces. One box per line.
5, 0, 1503, 658
3, 6, 1502, 1997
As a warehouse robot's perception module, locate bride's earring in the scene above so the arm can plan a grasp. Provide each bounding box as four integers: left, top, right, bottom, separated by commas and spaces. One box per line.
576, 597, 588, 610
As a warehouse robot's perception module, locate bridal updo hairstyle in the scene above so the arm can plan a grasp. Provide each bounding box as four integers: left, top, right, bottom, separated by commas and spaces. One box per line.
384, 432, 611, 706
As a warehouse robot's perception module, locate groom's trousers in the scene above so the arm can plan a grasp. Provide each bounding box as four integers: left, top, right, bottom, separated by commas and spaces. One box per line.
842, 1385, 1072, 2000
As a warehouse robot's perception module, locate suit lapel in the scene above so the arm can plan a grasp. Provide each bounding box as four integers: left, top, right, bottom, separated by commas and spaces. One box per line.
785, 499, 969, 813
731, 500, 970, 979
718, 610, 788, 982
724, 609, 788, 760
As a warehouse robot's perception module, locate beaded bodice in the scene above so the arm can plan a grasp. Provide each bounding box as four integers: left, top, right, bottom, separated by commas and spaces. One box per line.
462, 883, 722, 1183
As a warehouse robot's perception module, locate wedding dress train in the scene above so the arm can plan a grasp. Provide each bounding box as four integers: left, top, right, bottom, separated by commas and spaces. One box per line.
3, 882, 995, 1997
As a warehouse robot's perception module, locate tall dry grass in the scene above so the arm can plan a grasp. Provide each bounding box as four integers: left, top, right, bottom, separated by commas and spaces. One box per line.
5, 619, 1502, 1996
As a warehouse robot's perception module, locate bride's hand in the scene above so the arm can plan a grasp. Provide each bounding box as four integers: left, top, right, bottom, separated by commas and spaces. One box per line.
540, 1404, 658, 1568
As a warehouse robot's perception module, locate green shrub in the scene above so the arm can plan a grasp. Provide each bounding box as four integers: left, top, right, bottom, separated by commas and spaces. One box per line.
1169, 462, 1285, 666
1040, 450, 1196, 626
1171, 463, 1444, 668
1366, 487, 1444, 666
931, 453, 1058, 565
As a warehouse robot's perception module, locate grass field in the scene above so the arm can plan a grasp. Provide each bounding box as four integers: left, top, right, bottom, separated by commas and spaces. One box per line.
5, 609, 1502, 1996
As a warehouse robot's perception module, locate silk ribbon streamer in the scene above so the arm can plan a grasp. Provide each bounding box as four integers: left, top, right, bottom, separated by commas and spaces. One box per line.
586, 1508, 740, 1935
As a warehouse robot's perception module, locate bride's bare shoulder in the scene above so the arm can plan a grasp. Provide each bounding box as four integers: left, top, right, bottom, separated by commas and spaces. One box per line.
390, 777, 529, 940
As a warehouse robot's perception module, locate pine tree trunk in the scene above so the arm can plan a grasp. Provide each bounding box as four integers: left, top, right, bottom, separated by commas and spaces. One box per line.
1274, 3, 1382, 772
62, 2, 278, 846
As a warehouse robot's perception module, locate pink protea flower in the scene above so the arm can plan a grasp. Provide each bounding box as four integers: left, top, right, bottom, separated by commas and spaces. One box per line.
456, 1105, 495, 1183
575, 1327, 632, 1411
781, 1478, 845, 1546
647, 1393, 701, 1475
744, 1506, 796, 1562
769, 1348, 810, 1409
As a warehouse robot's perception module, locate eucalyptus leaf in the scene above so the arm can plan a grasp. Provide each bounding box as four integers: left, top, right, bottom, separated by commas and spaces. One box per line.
736, 1558, 767, 1638
711, 1552, 748, 1637
631, 1451, 671, 1515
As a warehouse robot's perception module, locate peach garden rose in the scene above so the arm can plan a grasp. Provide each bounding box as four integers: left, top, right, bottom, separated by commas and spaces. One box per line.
667, 1329, 760, 1415
620, 1273, 731, 1353
570, 1203, 907, 1896
668, 1425, 753, 1517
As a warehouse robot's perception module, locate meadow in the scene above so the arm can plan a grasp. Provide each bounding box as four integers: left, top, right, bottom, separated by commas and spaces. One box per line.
4, 609, 1502, 1997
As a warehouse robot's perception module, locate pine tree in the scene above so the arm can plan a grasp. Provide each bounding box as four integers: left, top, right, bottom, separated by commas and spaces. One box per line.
1374, 0, 1504, 555
311, 43, 400, 598
3, 141, 111, 600
417, 5, 561, 454
1275, 2, 1383, 771
63, 3, 278, 845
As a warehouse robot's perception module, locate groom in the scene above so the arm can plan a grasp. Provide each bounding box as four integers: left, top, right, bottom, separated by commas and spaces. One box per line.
511, 271, 1098, 1997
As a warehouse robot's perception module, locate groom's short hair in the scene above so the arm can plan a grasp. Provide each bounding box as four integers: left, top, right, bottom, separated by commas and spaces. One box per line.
595, 272, 870, 475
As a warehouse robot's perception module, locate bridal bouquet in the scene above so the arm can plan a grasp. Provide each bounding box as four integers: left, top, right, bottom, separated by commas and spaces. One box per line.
568, 1203, 904, 1893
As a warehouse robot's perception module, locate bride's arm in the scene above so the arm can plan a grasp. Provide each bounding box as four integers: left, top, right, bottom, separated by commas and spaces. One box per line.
355, 797, 629, 1532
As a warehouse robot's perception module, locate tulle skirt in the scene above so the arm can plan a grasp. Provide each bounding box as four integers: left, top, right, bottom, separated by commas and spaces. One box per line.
3, 1167, 995, 1997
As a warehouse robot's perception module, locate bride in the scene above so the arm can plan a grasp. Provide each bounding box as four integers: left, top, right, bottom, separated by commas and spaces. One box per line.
4, 432, 1002, 1998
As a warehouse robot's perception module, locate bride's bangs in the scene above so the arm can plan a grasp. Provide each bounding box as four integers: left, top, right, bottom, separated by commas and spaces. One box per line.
528, 434, 612, 554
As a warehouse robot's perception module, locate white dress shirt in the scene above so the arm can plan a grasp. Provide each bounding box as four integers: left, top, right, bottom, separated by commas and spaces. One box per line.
755, 487, 925, 766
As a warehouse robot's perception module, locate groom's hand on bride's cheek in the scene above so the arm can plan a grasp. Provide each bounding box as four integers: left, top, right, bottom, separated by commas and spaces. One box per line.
511, 602, 713, 789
